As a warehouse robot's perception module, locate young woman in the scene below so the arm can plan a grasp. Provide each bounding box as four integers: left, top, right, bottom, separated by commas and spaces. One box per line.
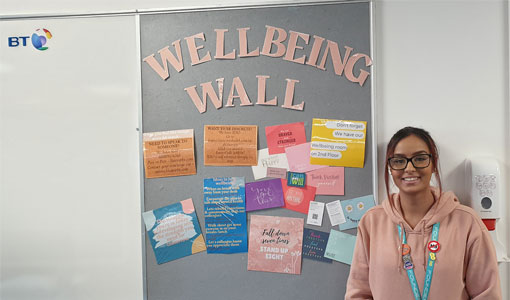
345, 127, 501, 300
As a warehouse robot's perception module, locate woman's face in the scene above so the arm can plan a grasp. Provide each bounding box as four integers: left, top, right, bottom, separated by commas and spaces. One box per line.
389, 135, 434, 196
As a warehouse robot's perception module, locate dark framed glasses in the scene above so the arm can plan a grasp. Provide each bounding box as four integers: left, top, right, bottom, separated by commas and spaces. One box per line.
388, 153, 432, 170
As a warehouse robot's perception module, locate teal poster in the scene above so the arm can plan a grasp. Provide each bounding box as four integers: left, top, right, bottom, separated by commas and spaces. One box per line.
142, 198, 206, 264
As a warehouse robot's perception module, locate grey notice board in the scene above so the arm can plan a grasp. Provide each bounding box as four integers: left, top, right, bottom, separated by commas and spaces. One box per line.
140, 1, 374, 299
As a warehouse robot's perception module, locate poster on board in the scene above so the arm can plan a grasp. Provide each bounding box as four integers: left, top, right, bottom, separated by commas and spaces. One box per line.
247, 215, 304, 275
203, 177, 248, 253
142, 198, 206, 264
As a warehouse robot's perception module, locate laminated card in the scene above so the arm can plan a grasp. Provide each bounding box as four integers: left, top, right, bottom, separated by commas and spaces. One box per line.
266, 167, 288, 179
285, 142, 327, 173
203, 177, 248, 253
251, 148, 289, 180
324, 229, 356, 265
142, 198, 206, 264
339, 195, 375, 231
307, 201, 325, 226
265, 122, 306, 155
245, 178, 285, 212
310, 119, 367, 168
281, 179, 317, 214
247, 215, 304, 275
287, 172, 306, 187
306, 167, 345, 195
326, 200, 346, 227
302, 228, 332, 263
143, 129, 196, 178
204, 125, 257, 166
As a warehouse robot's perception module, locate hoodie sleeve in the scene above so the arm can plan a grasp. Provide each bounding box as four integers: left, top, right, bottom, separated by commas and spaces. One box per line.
345, 222, 373, 300
464, 217, 502, 300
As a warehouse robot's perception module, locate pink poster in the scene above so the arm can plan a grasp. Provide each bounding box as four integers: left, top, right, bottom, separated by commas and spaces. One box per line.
247, 215, 304, 275
281, 179, 317, 214
306, 167, 345, 195
265, 122, 306, 155
285, 142, 327, 173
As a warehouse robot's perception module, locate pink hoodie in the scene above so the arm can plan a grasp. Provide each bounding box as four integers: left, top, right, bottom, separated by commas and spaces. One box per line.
345, 188, 501, 300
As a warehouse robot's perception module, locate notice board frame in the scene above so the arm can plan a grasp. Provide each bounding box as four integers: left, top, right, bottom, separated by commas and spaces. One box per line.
138, 1, 377, 299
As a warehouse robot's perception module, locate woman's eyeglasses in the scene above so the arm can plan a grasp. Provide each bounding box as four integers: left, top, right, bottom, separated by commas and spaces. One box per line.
388, 154, 432, 170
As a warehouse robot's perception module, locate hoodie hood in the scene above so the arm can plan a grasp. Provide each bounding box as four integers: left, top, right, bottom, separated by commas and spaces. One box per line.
382, 187, 459, 231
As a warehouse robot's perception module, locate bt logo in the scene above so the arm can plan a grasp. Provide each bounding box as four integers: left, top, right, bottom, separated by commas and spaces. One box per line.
8, 28, 53, 51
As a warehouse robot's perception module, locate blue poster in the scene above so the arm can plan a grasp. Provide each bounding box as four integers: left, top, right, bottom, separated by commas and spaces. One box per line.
339, 195, 375, 231
142, 198, 206, 264
203, 177, 248, 253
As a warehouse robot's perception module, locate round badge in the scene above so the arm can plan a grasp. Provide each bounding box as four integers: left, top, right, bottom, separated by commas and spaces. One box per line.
429, 252, 436, 261
427, 241, 440, 253
404, 261, 414, 270
402, 244, 411, 256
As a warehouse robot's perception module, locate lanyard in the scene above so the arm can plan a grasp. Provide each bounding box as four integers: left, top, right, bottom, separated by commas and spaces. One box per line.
397, 222, 440, 300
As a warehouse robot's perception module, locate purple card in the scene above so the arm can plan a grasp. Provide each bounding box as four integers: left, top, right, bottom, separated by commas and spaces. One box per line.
245, 179, 285, 212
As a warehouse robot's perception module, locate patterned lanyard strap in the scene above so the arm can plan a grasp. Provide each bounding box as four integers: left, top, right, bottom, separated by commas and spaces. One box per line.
397, 222, 440, 300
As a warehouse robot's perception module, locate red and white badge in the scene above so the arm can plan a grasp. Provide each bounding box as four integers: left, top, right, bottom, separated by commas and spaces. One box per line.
427, 240, 440, 253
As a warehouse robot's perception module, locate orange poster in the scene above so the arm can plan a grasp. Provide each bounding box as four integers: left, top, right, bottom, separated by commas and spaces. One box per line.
143, 129, 196, 178
204, 125, 258, 166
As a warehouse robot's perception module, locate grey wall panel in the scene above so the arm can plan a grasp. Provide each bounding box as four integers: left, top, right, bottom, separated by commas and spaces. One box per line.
140, 2, 372, 299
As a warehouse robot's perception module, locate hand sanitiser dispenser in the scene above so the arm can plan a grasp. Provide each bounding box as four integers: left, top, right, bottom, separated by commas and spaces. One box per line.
465, 157, 500, 230
465, 157, 509, 262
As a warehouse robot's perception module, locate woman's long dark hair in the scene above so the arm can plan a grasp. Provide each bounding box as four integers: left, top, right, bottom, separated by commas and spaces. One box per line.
384, 127, 442, 200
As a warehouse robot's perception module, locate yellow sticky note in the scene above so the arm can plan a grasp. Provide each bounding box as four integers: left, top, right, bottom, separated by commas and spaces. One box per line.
310, 118, 367, 168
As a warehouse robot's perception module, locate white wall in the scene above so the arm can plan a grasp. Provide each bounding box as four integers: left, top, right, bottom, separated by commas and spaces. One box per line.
1, 0, 508, 299
375, 1, 509, 298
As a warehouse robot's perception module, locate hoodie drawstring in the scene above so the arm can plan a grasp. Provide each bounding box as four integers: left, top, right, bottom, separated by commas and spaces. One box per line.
422, 222, 426, 270
398, 222, 404, 273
